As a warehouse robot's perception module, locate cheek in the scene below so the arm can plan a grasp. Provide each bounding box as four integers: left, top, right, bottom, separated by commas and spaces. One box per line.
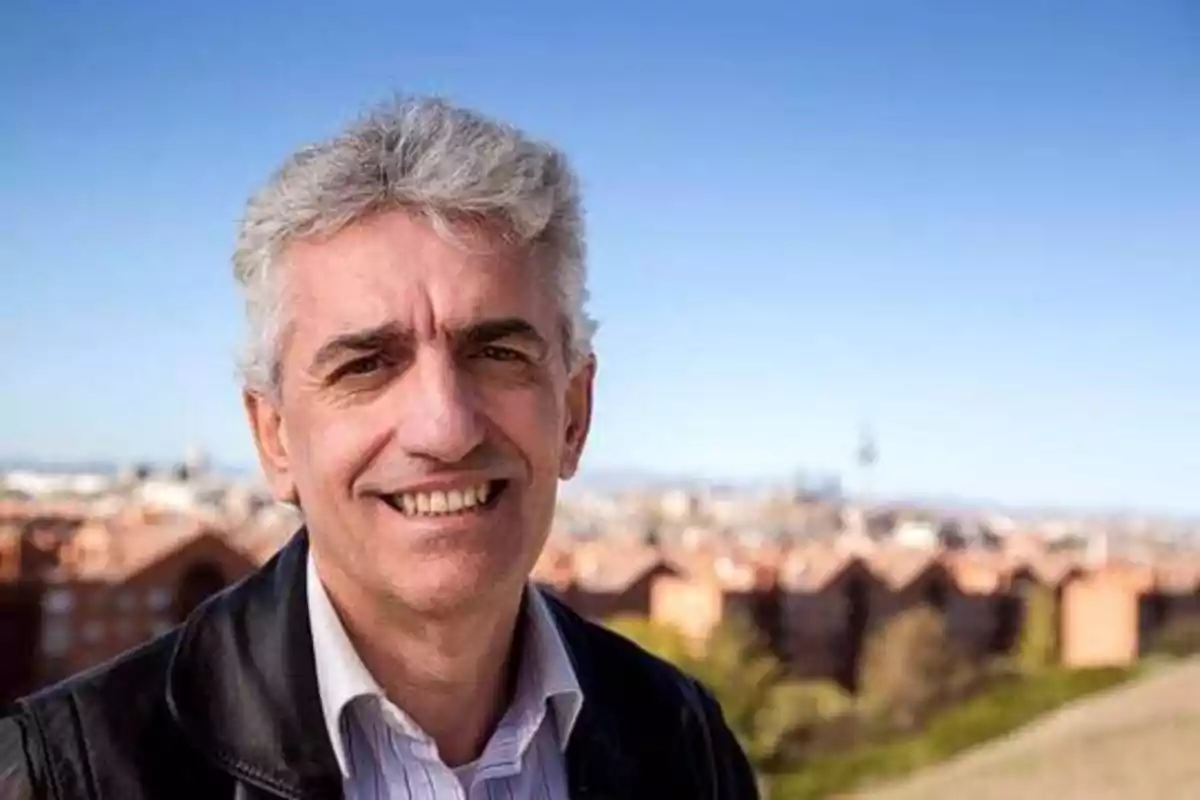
289, 404, 382, 498
488, 386, 567, 473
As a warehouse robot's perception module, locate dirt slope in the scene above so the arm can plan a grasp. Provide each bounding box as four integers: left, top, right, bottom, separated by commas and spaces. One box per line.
852, 658, 1200, 800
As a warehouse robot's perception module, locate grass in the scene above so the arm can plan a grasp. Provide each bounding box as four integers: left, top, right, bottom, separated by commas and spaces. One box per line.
768, 665, 1136, 800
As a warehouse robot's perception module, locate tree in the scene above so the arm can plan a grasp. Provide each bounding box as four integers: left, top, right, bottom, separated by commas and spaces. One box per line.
1017, 583, 1059, 673
607, 612, 850, 777
605, 614, 696, 666
858, 605, 975, 730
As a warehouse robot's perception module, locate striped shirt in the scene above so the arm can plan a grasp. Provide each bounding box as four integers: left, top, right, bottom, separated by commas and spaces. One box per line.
307, 554, 582, 799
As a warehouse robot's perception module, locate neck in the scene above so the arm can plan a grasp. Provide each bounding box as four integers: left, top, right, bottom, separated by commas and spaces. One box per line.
315, 555, 525, 767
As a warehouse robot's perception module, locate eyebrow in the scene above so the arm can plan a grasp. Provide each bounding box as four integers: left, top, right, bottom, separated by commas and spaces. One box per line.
307, 317, 550, 374
457, 317, 549, 358
308, 321, 412, 375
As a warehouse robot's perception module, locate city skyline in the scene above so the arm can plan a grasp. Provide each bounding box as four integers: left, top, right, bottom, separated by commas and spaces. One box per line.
2, 455, 1195, 524
4, 2, 1198, 515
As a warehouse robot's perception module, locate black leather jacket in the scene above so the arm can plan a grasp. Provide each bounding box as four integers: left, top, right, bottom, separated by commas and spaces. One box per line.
0, 531, 758, 799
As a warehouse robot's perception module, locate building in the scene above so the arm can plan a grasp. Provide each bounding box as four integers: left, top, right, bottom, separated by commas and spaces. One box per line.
7, 496, 1200, 707
0, 502, 272, 704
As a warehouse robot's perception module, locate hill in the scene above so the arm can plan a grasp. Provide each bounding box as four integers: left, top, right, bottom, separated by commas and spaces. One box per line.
853, 658, 1200, 800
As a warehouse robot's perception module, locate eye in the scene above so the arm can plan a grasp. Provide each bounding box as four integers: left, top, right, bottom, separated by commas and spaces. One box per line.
478, 345, 525, 362
334, 354, 386, 379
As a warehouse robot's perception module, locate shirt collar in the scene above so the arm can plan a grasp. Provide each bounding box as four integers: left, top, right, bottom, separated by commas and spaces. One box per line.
523, 579, 584, 750
306, 551, 583, 777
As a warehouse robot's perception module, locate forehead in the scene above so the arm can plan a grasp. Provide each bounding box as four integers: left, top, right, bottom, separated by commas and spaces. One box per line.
281, 210, 554, 339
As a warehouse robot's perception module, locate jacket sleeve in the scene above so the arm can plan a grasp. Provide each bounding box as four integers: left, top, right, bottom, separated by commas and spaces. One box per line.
0, 715, 43, 800
688, 680, 760, 800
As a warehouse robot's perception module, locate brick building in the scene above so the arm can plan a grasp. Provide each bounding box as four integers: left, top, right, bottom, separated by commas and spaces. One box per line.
0, 503, 272, 704
7, 498, 1200, 707
778, 547, 877, 688
539, 533, 1200, 682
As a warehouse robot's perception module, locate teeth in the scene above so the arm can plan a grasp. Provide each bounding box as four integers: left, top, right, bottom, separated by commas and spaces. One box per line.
390, 482, 496, 517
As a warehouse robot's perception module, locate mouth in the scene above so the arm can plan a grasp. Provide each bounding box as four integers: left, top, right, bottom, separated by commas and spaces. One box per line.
379, 479, 510, 518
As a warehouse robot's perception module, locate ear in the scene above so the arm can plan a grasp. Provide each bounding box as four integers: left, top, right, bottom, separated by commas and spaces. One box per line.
559, 356, 596, 480
243, 389, 299, 504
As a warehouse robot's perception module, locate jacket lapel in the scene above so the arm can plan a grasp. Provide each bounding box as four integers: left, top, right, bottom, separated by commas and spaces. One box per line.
564, 705, 641, 799
165, 531, 343, 799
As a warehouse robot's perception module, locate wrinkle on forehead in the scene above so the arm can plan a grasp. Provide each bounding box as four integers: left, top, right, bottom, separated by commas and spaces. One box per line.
278, 210, 562, 372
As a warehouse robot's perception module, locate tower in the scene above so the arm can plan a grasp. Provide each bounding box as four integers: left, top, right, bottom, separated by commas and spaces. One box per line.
855, 423, 878, 507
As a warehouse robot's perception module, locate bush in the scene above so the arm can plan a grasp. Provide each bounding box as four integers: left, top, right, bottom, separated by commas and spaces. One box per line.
607, 612, 838, 775
768, 665, 1134, 800
919, 666, 1129, 755
605, 614, 696, 665
1148, 615, 1200, 658
857, 605, 976, 730
789, 679, 856, 722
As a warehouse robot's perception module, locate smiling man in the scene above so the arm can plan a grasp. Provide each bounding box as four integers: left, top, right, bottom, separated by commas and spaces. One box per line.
0, 97, 757, 798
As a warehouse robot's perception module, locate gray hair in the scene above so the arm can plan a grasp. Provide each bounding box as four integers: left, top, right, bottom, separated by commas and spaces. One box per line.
232, 95, 596, 396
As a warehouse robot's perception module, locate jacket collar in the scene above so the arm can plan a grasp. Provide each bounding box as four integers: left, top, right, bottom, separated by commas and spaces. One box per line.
164, 529, 639, 799
165, 529, 342, 798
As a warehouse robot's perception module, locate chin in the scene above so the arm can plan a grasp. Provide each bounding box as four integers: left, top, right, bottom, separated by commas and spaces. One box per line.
380, 551, 523, 616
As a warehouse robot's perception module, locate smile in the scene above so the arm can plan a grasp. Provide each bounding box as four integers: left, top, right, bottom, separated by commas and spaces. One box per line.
380, 480, 509, 518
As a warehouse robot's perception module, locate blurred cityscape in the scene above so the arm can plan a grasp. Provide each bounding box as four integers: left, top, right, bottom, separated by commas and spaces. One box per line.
3, 446, 1198, 707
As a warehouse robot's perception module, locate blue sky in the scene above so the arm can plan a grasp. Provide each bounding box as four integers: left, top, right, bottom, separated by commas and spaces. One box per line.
3, 1, 1197, 514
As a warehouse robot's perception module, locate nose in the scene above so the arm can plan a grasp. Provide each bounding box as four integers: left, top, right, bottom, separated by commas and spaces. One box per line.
395, 349, 487, 465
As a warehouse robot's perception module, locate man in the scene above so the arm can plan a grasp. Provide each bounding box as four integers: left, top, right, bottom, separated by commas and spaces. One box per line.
0, 96, 758, 798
